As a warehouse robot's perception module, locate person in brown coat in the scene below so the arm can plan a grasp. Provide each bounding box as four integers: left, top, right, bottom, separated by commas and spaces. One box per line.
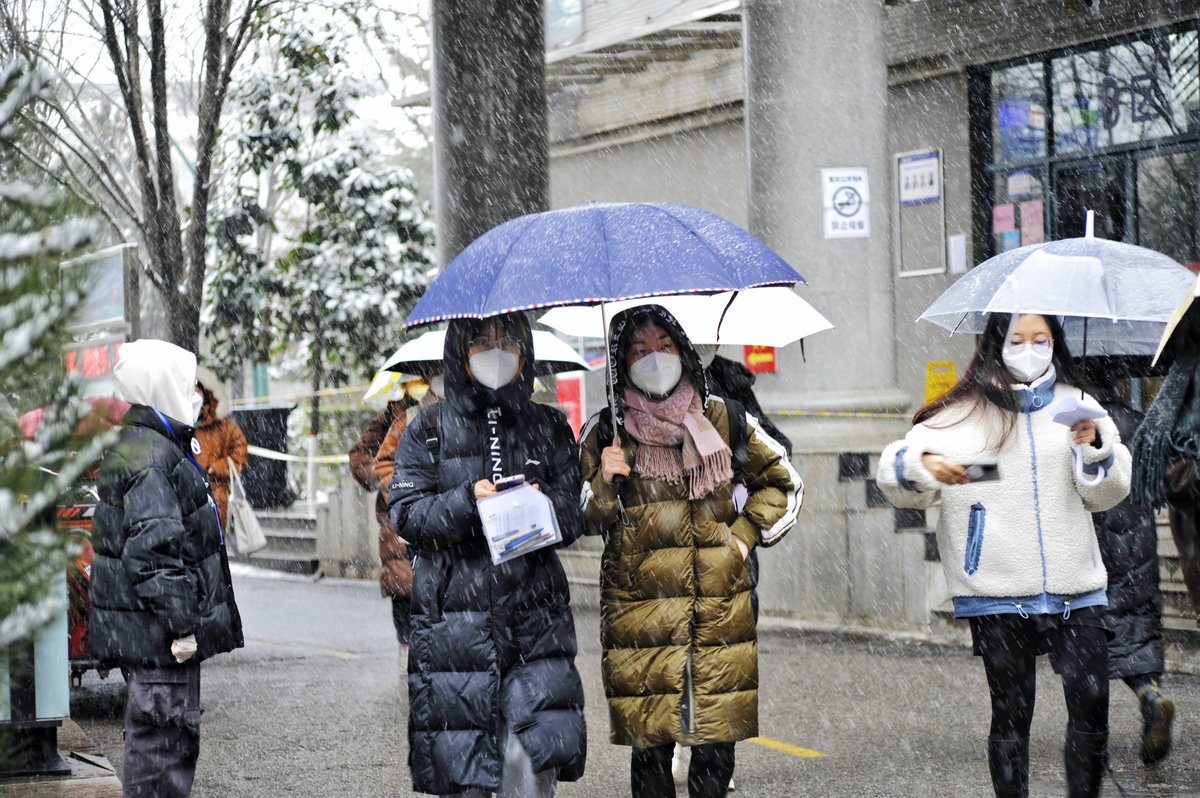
349, 385, 432, 647
193, 366, 249, 534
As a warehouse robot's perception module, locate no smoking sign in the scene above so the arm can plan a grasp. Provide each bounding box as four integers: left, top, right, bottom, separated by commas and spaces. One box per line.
821, 167, 870, 239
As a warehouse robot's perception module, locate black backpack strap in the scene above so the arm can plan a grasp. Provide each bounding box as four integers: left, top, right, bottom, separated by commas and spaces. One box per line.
597, 406, 615, 447
421, 403, 445, 490
723, 397, 749, 480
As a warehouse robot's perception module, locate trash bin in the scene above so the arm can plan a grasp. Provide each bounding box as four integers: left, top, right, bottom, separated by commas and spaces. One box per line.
230, 403, 296, 509
0, 572, 71, 776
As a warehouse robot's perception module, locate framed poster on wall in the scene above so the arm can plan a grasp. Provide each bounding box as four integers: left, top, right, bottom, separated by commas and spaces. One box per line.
895, 148, 947, 277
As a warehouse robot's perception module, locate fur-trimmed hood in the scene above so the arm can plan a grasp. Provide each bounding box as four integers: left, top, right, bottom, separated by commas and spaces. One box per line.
195, 364, 231, 419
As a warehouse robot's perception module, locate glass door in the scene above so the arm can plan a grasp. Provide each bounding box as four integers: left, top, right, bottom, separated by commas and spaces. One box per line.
1053, 159, 1129, 240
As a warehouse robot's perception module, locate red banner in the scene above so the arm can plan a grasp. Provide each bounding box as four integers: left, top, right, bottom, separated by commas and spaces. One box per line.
744, 345, 776, 374
555, 374, 584, 440
65, 339, 123, 379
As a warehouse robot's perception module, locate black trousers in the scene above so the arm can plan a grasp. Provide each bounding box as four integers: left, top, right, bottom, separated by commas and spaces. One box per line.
631, 742, 735, 798
971, 608, 1110, 797
123, 661, 202, 798
971, 609, 1109, 741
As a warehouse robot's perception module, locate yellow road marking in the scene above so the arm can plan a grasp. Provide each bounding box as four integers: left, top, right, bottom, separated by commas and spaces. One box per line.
746, 736, 829, 759
246, 637, 361, 661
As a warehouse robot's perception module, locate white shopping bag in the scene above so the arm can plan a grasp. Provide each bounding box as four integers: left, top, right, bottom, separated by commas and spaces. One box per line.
227, 457, 267, 555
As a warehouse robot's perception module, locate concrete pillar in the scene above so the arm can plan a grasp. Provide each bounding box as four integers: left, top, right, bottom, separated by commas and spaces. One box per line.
743, 0, 905, 411
431, 0, 548, 266
744, 2, 918, 626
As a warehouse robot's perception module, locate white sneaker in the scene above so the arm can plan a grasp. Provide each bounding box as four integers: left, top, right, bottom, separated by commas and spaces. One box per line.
671, 743, 687, 784
728, 775, 736, 792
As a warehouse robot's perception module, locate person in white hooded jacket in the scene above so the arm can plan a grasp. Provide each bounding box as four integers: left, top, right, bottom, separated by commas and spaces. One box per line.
90, 339, 243, 798
877, 313, 1130, 798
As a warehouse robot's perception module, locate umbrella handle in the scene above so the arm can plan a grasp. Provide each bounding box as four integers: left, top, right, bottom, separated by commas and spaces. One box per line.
1073, 445, 1105, 488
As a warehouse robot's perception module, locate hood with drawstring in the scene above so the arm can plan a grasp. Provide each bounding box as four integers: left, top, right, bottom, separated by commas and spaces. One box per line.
113, 339, 197, 423
606, 304, 707, 426
442, 312, 536, 418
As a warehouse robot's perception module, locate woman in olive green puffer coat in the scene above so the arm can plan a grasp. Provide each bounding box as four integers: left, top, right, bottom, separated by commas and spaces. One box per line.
579, 305, 803, 797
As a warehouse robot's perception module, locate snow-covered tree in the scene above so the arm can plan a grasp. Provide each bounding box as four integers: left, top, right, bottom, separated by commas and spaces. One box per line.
205, 19, 434, 436
0, 58, 110, 648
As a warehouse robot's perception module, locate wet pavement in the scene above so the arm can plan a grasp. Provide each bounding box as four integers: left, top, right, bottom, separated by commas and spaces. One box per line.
68, 567, 1200, 797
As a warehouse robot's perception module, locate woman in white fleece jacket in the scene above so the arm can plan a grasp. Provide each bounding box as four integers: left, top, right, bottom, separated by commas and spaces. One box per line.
878, 313, 1131, 798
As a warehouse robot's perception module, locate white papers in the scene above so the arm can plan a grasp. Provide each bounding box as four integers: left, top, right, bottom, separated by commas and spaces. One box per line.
477, 484, 562, 564
1047, 396, 1108, 428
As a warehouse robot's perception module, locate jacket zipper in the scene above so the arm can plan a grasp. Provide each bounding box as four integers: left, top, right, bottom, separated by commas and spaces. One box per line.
1024, 410, 1049, 594
684, 503, 700, 738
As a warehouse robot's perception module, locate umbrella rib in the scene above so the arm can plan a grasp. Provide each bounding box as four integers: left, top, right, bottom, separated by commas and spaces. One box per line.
598, 207, 615, 301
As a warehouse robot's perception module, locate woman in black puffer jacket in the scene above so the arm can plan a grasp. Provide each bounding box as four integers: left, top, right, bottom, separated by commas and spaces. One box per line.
1089, 364, 1174, 765
389, 312, 586, 797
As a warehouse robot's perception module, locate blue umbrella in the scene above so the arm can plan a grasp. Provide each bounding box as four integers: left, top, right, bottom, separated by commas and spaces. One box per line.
404, 202, 806, 327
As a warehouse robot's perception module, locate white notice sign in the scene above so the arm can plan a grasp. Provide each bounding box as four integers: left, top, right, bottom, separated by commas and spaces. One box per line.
822, 167, 870, 239
897, 150, 941, 206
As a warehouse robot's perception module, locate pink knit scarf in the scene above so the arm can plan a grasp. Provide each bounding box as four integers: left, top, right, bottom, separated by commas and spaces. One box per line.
622, 378, 732, 499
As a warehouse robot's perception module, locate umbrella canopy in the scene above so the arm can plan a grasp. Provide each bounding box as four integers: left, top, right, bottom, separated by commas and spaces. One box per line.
404, 202, 806, 328
538, 286, 833, 347
1154, 271, 1200, 365
380, 329, 589, 375
919, 219, 1194, 357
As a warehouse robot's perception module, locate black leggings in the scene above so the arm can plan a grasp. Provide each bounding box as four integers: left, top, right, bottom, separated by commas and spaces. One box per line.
973, 613, 1109, 740
631, 743, 735, 798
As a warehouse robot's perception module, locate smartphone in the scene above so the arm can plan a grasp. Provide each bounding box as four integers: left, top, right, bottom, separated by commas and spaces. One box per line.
962, 463, 1000, 483
493, 474, 526, 492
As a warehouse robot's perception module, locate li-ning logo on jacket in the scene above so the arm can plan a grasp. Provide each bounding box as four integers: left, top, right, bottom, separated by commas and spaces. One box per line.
487, 407, 503, 483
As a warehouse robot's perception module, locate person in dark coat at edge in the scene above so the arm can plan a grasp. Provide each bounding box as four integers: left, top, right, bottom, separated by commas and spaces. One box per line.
388, 312, 587, 798
1133, 305, 1200, 629
1085, 358, 1174, 764
89, 339, 244, 798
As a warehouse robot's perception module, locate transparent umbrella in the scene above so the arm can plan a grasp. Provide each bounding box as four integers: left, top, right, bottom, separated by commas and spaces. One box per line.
919, 211, 1195, 482
919, 213, 1194, 357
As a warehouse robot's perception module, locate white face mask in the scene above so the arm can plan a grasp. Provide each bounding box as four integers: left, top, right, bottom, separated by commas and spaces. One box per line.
694, 344, 717, 367
629, 352, 683, 397
469, 349, 521, 390
427, 374, 444, 398
1002, 342, 1053, 384
191, 391, 204, 424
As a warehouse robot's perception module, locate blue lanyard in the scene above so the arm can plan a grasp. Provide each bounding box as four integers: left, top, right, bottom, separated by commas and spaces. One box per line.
151, 407, 225, 544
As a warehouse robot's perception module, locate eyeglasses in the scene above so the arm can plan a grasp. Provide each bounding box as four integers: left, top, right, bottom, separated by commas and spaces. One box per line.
1007, 338, 1053, 352
469, 335, 523, 353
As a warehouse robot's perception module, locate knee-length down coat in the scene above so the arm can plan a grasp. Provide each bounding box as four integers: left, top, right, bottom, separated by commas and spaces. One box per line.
389, 314, 586, 795
578, 305, 803, 749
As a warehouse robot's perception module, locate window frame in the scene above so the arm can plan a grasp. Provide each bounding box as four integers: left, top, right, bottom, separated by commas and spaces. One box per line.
969, 19, 1200, 262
